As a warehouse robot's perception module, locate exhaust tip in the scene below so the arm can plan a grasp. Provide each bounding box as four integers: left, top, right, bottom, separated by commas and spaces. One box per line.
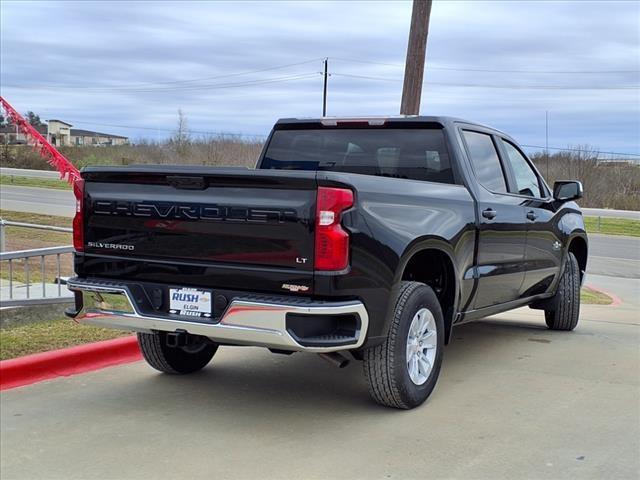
318, 352, 350, 368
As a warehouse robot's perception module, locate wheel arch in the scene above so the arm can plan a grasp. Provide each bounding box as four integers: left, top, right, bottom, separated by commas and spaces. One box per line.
394, 238, 460, 344
567, 234, 588, 283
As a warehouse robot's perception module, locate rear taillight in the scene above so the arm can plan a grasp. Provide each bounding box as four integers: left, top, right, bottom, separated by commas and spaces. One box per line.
72, 179, 84, 252
314, 186, 354, 271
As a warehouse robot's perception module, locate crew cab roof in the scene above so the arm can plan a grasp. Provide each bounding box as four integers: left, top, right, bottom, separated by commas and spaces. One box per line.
274, 115, 507, 136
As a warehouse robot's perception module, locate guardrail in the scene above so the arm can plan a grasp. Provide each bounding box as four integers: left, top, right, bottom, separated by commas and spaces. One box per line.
0, 219, 74, 307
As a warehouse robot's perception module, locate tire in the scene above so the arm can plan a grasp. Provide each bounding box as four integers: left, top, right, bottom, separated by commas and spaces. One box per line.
363, 281, 445, 409
137, 332, 217, 374
544, 252, 581, 331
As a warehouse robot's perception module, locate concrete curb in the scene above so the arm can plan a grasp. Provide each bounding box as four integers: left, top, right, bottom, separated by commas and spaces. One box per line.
0, 336, 141, 391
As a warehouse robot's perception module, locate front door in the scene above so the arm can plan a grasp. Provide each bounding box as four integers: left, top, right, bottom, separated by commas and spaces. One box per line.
496, 138, 563, 296
460, 129, 527, 309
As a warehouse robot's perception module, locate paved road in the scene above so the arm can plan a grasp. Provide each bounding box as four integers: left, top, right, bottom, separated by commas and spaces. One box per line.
0, 185, 75, 217
587, 234, 640, 279
0, 168, 59, 179
582, 207, 640, 220
1, 296, 638, 480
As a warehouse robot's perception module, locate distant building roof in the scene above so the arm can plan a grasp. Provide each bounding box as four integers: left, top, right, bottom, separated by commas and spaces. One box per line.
47, 119, 73, 126
70, 129, 128, 139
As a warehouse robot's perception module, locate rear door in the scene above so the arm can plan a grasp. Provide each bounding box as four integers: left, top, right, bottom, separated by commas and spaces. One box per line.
460, 129, 527, 309
496, 138, 562, 296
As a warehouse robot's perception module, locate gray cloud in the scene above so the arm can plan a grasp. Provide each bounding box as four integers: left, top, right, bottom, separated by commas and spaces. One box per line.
1, 0, 638, 155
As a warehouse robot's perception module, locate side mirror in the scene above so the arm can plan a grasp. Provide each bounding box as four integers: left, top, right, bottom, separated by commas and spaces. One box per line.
553, 180, 583, 202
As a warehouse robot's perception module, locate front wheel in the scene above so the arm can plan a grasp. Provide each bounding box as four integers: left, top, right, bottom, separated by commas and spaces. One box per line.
363, 281, 445, 409
544, 252, 581, 331
137, 332, 217, 374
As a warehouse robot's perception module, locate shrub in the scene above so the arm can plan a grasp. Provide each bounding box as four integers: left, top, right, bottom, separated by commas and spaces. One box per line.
531, 147, 640, 210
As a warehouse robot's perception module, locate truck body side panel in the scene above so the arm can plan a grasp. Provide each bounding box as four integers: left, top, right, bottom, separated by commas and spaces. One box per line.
315, 172, 477, 341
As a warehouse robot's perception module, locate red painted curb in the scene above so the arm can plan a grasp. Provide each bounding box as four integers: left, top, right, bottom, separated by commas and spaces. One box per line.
0, 336, 141, 391
584, 284, 623, 307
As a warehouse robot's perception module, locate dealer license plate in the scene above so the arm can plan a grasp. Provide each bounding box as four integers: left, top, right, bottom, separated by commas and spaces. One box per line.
169, 288, 212, 318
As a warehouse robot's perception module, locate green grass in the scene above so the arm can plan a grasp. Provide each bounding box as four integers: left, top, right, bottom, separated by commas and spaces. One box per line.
0, 210, 73, 283
0, 174, 71, 190
584, 216, 640, 237
0, 209, 72, 228
0, 318, 130, 361
581, 286, 613, 305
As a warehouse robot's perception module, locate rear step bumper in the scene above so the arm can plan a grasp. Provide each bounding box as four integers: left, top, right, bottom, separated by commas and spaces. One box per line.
65, 278, 369, 353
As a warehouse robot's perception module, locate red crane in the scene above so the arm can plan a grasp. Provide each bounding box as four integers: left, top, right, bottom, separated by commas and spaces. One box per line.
0, 96, 80, 184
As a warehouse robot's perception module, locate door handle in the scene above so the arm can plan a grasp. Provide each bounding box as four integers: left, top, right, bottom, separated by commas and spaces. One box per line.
482, 208, 497, 220
526, 211, 538, 221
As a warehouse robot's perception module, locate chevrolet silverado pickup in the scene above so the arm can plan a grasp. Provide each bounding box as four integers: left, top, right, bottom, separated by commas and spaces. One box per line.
66, 116, 587, 409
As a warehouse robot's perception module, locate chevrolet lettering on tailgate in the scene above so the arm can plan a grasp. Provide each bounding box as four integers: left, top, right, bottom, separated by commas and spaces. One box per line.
93, 200, 296, 223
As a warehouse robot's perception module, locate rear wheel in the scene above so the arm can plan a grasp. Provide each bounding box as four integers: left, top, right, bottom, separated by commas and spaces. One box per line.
137, 332, 217, 374
544, 252, 581, 331
363, 281, 444, 409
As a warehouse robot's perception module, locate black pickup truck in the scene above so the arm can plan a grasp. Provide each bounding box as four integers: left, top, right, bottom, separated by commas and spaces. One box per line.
66, 116, 587, 409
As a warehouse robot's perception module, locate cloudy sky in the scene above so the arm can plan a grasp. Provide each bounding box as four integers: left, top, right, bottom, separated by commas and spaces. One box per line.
1, 0, 639, 156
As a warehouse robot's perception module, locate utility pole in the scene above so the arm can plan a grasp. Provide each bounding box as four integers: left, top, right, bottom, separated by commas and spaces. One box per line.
400, 0, 433, 115
322, 58, 328, 117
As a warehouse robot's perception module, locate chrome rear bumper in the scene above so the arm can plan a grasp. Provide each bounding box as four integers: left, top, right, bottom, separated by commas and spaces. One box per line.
66, 279, 368, 353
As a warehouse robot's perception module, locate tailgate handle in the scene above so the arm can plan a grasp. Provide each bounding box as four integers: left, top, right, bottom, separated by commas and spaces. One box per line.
167, 175, 206, 190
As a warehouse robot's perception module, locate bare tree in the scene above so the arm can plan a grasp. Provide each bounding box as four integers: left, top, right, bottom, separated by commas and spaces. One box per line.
171, 109, 191, 161
532, 145, 640, 210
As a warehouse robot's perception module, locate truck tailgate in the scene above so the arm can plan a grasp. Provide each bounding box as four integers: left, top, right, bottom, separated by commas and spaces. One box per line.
80, 167, 317, 290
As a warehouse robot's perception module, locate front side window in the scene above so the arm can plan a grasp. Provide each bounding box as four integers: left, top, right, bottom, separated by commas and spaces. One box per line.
261, 128, 455, 184
462, 130, 507, 193
500, 139, 543, 197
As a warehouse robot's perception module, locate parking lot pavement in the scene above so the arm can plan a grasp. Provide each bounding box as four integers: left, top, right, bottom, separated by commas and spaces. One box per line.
2, 301, 638, 480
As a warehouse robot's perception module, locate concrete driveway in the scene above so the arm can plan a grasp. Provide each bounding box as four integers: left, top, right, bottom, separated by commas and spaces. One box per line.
2, 291, 638, 480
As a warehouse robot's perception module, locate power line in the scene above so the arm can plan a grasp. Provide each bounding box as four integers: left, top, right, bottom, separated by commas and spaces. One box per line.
68, 121, 638, 156
521, 144, 640, 157
331, 72, 639, 90
7, 73, 321, 94
331, 57, 640, 74
63, 121, 639, 156
69, 120, 268, 138
94, 73, 320, 93
7, 57, 636, 93
3, 58, 324, 91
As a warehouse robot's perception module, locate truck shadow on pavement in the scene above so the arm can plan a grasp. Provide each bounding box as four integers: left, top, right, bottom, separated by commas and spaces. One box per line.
77, 316, 570, 424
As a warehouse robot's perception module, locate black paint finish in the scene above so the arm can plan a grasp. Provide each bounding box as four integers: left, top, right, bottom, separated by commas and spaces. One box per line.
75, 116, 587, 348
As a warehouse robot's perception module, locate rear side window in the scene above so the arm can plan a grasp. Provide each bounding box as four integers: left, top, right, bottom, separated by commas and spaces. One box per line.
261, 128, 455, 184
500, 139, 543, 197
462, 131, 507, 193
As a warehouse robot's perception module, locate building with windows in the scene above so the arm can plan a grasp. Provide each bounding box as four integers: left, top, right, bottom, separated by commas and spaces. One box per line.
0, 119, 128, 146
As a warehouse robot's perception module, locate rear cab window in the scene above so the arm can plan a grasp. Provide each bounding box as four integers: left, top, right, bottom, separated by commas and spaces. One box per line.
260, 127, 456, 184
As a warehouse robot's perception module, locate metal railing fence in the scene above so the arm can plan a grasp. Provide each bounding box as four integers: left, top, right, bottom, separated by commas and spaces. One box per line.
0, 219, 74, 307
